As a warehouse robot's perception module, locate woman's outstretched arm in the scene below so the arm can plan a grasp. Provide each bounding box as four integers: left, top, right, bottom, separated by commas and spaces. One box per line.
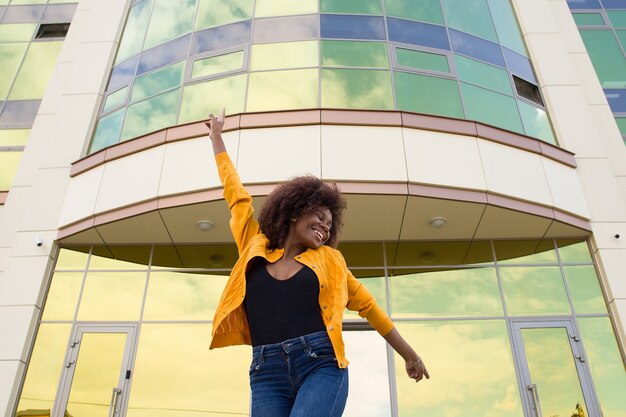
383, 328, 430, 383
205, 109, 226, 155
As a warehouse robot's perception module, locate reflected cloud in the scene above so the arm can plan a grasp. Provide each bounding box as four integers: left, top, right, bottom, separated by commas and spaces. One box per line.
500, 267, 571, 315
143, 0, 196, 50
115, 0, 151, 64
322, 69, 392, 109
121, 88, 180, 141
247, 69, 318, 111
9, 41, 63, 100
179, 74, 246, 123
0, 43, 27, 96
195, 0, 253, 30
77, 272, 146, 321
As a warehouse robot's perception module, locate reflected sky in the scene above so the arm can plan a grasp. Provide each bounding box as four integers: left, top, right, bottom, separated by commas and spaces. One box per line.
500, 267, 571, 315
0, 128, 30, 146
344, 276, 386, 319
495, 240, 557, 264
90, 108, 124, 153
321, 14, 385, 40
394, 71, 464, 118
461, 82, 524, 133
8, 41, 62, 100
252, 15, 319, 43
398, 48, 449, 73
0, 151, 22, 190
503, 47, 536, 83
322, 0, 382, 14
121, 88, 180, 141
251, 41, 318, 70
195, 0, 253, 30
178, 73, 246, 124
321, 40, 388, 68
55, 247, 89, 269
443, 0, 498, 42
387, 17, 450, 50
191, 50, 244, 79
108, 55, 139, 93
450, 28, 505, 67
102, 86, 128, 114
487, 0, 526, 56
0, 43, 28, 98
517, 100, 556, 144
255, 0, 316, 18
143, 0, 196, 50
192, 20, 251, 55
0, 23, 36, 41
42, 272, 83, 321
77, 272, 146, 321
115, 0, 151, 65
455, 54, 513, 95
247, 68, 318, 111
564, 266, 607, 314
131, 60, 184, 103
385, 0, 443, 24
322, 69, 392, 109
137, 34, 190, 75
557, 240, 593, 263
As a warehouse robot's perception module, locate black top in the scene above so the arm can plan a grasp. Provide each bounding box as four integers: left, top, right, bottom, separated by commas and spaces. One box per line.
244, 258, 326, 346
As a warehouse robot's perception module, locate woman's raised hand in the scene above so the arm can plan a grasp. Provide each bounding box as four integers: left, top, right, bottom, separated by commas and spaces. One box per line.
205, 108, 227, 155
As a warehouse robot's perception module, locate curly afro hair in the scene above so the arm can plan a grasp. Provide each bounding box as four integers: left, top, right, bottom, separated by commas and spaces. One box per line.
259, 176, 347, 250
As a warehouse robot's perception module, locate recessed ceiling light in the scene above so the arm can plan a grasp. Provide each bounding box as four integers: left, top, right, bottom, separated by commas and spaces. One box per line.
429, 217, 447, 229
197, 220, 214, 232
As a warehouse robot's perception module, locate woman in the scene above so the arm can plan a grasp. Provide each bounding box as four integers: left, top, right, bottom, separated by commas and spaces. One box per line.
206, 110, 429, 417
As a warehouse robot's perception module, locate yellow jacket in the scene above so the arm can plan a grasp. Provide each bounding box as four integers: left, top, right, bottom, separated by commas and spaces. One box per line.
209, 152, 394, 368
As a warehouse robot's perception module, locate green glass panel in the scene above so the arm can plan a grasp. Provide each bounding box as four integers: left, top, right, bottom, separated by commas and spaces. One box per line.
517, 100, 556, 144
121, 88, 181, 141
394, 321, 523, 417
191, 50, 244, 79
564, 266, 607, 314
321, 68, 393, 109
461, 82, 524, 133
578, 317, 626, 417
394, 71, 463, 118
143, 0, 196, 51
15, 324, 72, 415
0, 43, 28, 99
615, 29, 626, 51
0, 23, 36, 41
443, 0, 498, 42
56, 247, 90, 270
90, 108, 125, 153
179, 73, 246, 124
390, 268, 503, 317
385, 0, 443, 24
255, 0, 317, 18
454, 54, 512, 94
130, 60, 184, 103
321, 40, 388, 68
615, 117, 626, 135
0, 129, 29, 146
77, 271, 146, 320
396, 48, 449, 73
344, 276, 387, 319
250, 41, 318, 70
487, 0, 526, 56
500, 266, 571, 315
127, 324, 250, 417
573, 13, 606, 27
0, 0, 8, 4
9, 41, 63, 100
115, 0, 152, 64
495, 240, 557, 264
41, 272, 84, 320
195, 0, 253, 30
0, 151, 22, 190
607, 10, 626, 28
557, 240, 593, 263
321, 0, 382, 14
247, 68, 318, 112
580, 30, 626, 88
102, 86, 128, 114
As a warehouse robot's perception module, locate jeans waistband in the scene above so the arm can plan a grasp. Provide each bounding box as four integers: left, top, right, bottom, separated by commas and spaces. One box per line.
252, 331, 330, 362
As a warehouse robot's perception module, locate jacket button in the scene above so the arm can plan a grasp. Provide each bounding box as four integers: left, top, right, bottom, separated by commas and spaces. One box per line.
312, 265, 316, 269
296, 255, 302, 259
329, 326, 334, 331
320, 284, 324, 288
323, 305, 328, 309
340, 362, 345, 367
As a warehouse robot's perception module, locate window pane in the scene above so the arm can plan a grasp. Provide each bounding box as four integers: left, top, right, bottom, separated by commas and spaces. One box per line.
0, 43, 28, 98
9, 0, 46, 4
114, 0, 151, 64
321, 68, 393, 109
178, 73, 246, 124
107, 55, 139, 92
2, 5, 45, 23
461, 82, 524, 133
0, 151, 22, 190
577, 317, 626, 417
567, 0, 601, 8
385, 0, 443, 24
580, 30, 626, 88
102, 86, 128, 114
90, 246, 151, 269
0, 99, 40, 126
41, 272, 83, 320
487, 0, 526, 56
41, 3, 77, 22
394, 321, 523, 417
321, 14, 385, 40
454, 54, 512, 94
605, 88, 626, 112
390, 268, 503, 317
15, 324, 72, 415
247, 68, 318, 112
90, 108, 125, 153
137, 34, 190, 75
616, 117, 626, 135
322, 0, 382, 14
0, 23, 36, 41
191, 50, 244, 79
143, 272, 227, 320
143, 0, 196, 50
77, 271, 146, 320
394, 71, 463, 117
195, 0, 253, 30
253, 15, 318, 44
396, 48, 449, 73
0, 128, 29, 146
251, 41, 318, 70
602, 0, 626, 7
557, 240, 593, 263
121, 88, 181, 141
503, 47, 536, 83
517, 100, 556, 144
130, 60, 184, 103
450, 28, 505, 67
126, 324, 250, 417
443, 0, 497, 42
55, 247, 90, 270
255, 0, 317, 18
500, 266, 571, 315
387, 17, 450, 50
495, 240, 557, 264
344, 276, 387, 319
9, 41, 63, 100
388, 241, 493, 268
322, 40, 388, 68
573, 12, 606, 26
564, 266, 607, 314
191, 20, 251, 55
607, 10, 626, 28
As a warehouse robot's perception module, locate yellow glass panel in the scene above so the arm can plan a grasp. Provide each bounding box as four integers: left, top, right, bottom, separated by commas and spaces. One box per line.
564, 266, 607, 314
127, 324, 250, 417
0, 23, 37, 41
0, 151, 23, 190
77, 272, 146, 321
16, 324, 72, 415
191, 50, 244, 79
9, 41, 63, 100
255, 0, 317, 18
247, 68, 318, 112
42, 272, 84, 321
557, 240, 593, 263
55, 247, 90, 270
88, 246, 150, 270
0, 129, 30, 146
0, 43, 28, 98
521, 328, 588, 417
66, 333, 127, 417
178, 73, 246, 124
143, 272, 227, 320
394, 321, 523, 417
250, 41, 318, 70
500, 267, 571, 315
494, 240, 557, 264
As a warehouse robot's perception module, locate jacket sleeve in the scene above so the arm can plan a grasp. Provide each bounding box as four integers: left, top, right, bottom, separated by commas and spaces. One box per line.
215, 152, 260, 254
345, 268, 394, 337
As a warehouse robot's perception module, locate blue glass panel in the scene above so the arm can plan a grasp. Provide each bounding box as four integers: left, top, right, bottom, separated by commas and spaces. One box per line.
107, 55, 139, 92
601, 0, 626, 7
41, 4, 77, 22
321, 14, 385, 40
387, 17, 449, 50
567, 0, 602, 9
138, 34, 190, 75
503, 47, 536, 83
253, 15, 318, 43
0, 100, 40, 127
605, 89, 626, 112
449, 28, 504, 67
2, 5, 45, 23
192, 20, 251, 55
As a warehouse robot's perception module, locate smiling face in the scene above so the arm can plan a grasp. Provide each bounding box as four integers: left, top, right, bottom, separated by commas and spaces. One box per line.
287, 206, 333, 250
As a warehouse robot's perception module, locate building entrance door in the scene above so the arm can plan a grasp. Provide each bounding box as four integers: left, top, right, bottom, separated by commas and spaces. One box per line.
52, 325, 136, 417
511, 320, 601, 417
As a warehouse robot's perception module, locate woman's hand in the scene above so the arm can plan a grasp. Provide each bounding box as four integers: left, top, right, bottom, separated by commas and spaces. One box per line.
383, 327, 430, 383
405, 355, 430, 383
205, 108, 226, 155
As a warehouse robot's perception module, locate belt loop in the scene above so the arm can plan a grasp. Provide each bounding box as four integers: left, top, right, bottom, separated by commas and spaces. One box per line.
259, 345, 265, 365
300, 335, 310, 353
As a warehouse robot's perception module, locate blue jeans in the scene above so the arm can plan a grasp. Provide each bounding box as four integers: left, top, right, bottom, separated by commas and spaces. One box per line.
249, 331, 349, 417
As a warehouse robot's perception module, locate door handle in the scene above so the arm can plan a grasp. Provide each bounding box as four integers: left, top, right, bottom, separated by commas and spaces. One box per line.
108, 387, 122, 417
527, 384, 544, 417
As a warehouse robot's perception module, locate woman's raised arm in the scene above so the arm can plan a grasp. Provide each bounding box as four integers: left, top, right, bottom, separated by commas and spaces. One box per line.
205, 109, 227, 155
